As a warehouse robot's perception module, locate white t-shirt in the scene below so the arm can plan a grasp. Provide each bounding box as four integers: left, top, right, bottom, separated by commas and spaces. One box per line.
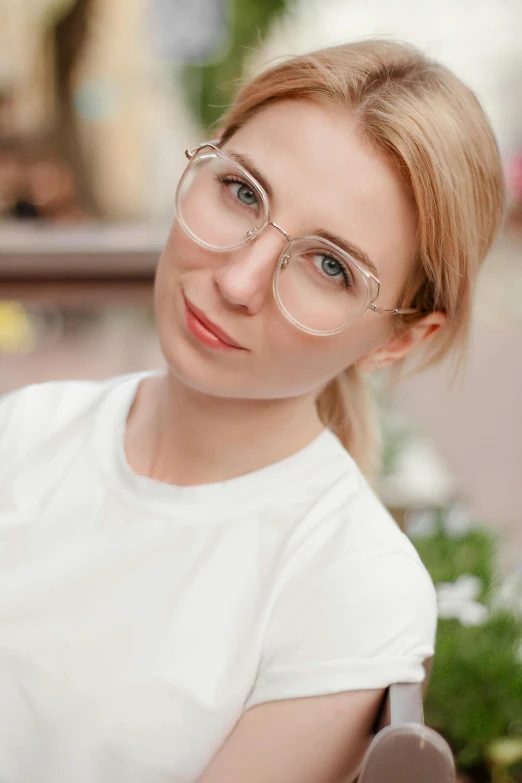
0, 371, 437, 783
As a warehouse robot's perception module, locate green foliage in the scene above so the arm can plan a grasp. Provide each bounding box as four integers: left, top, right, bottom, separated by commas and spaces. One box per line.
427, 613, 522, 770
182, 0, 291, 130
410, 514, 522, 778
413, 516, 496, 600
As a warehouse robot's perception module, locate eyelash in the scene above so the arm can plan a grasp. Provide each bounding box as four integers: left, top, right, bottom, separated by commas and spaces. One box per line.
216, 174, 258, 206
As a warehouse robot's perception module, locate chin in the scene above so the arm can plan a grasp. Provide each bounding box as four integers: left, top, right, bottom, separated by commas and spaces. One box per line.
166, 360, 261, 401
156, 324, 246, 401
160, 337, 325, 403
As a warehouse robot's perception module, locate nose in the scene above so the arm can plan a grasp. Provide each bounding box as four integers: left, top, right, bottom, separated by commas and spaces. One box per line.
213, 228, 287, 314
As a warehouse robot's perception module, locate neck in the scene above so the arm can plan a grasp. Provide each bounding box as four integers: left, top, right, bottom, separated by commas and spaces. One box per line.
125, 370, 324, 486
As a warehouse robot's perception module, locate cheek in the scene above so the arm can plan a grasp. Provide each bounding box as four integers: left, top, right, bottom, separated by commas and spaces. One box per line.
292, 313, 390, 369
153, 222, 206, 310
153, 226, 187, 336
158, 220, 211, 280
258, 324, 365, 395
164, 222, 192, 269
250, 304, 393, 398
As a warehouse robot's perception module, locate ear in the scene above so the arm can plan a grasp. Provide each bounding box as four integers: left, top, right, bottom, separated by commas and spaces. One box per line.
356, 311, 447, 373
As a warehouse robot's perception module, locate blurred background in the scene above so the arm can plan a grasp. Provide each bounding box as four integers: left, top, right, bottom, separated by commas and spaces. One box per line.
0, 1, 521, 779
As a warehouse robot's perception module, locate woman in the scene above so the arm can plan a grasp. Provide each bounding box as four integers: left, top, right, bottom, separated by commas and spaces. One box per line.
0, 39, 504, 783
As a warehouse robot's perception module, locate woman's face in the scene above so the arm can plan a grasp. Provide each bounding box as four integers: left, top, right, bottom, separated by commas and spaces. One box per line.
154, 99, 418, 400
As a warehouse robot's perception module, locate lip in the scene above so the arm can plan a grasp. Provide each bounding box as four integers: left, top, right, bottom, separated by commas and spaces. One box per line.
183, 294, 246, 350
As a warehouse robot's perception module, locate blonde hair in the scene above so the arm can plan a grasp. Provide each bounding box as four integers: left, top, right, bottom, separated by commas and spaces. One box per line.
218, 39, 505, 479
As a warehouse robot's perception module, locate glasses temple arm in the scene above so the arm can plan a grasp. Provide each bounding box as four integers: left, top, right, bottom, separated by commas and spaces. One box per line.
369, 305, 418, 315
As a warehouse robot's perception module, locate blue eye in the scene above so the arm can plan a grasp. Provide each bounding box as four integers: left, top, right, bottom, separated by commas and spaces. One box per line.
322, 256, 343, 277
313, 253, 353, 288
234, 183, 257, 206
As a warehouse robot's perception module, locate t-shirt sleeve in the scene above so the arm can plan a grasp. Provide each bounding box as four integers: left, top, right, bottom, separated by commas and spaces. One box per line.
244, 548, 437, 710
0, 383, 53, 465
0, 386, 25, 452
0, 378, 102, 466
0, 381, 67, 474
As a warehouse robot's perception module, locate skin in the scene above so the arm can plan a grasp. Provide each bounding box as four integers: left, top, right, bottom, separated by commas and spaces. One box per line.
125, 98, 446, 781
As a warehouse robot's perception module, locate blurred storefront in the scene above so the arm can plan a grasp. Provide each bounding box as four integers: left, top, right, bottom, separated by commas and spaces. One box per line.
0, 0, 196, 222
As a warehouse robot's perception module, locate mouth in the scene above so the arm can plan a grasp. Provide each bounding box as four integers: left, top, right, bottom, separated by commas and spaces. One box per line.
183, 294, 247, 351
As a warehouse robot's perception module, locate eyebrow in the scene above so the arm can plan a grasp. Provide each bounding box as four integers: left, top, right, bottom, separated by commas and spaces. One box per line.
226, 149, 379, 278
226, 150, 274, 201
313, 229, 379, 278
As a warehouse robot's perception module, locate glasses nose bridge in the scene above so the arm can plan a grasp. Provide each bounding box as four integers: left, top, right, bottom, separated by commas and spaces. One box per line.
244, 220, 291, 260
267, 220, 291, 244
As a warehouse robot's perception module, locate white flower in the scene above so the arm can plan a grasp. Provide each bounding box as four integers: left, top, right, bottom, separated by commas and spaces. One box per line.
405, 508, 438, 539
442, 504, 474, 538
436, 575, 489, 626
491, 566, 522, 620
378, 438, 455, 508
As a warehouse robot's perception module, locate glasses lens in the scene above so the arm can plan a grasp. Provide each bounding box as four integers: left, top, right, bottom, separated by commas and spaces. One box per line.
176, 151, 267, 250
274, 238, 371, 334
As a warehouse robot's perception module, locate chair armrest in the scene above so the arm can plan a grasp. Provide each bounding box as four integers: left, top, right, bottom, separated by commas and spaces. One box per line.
357, 723, 456, 783
374, 682, 424, 732
357, 678, 455, 783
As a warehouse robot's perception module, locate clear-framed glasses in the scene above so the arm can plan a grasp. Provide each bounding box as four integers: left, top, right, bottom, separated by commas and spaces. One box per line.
175, 141, 418, 336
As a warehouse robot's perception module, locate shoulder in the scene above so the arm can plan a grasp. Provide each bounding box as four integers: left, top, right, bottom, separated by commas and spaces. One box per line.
0, 373, 140, 463
284, 441, 432, 588
270, 453, 437, 657
280, 466, 436, 622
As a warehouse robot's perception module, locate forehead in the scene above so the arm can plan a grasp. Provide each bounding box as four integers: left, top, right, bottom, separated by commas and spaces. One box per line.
223, 99, 417, 292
